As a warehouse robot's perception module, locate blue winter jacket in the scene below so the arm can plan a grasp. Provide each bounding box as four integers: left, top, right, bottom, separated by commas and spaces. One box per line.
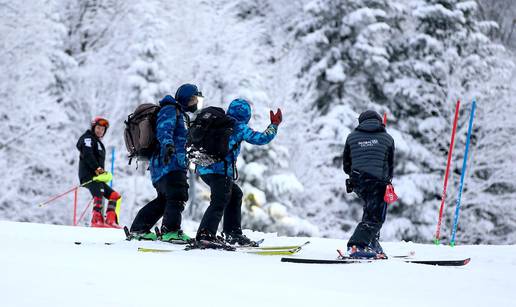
149, 95, 188, 184
197, 98, 278, 177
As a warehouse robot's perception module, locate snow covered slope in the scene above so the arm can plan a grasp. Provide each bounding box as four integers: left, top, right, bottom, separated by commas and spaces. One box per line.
0, 221, 514, 307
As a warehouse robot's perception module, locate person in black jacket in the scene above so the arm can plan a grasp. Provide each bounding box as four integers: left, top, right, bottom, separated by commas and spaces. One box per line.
76, 116, 121, 228
343, 110, 394, 258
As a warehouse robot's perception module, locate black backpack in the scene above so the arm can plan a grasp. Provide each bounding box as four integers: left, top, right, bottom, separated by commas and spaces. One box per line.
124, 103, 161, 164
186, 107, 235, 167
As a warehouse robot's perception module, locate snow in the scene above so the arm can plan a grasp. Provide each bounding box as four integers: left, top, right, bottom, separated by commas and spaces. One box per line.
1, 221, 515, 307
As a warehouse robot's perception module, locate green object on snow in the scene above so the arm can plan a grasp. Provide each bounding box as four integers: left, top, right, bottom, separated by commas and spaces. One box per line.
93, 172, 113, 183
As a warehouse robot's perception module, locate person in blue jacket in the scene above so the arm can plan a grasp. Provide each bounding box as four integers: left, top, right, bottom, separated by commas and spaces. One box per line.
195, 98, 282, 246
129, 84, 203, 242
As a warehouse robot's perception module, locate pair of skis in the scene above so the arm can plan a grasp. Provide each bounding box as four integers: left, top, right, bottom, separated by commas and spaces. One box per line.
281, 250, 470, 266
139, 241, 311, 256
121, 226, 311, 255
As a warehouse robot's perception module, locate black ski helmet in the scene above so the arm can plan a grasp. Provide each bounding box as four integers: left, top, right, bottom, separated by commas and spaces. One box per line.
358, 110, 382, 123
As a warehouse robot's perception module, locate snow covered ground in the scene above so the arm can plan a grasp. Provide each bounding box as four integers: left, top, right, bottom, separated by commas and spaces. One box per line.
0, 220, 514, 307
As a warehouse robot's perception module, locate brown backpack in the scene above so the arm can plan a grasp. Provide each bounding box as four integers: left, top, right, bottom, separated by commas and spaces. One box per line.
124, 103, 161, 164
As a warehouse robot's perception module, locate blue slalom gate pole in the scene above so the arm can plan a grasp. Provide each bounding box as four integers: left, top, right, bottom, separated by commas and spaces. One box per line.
110, 147, 115, 188
450, 100, 476, 246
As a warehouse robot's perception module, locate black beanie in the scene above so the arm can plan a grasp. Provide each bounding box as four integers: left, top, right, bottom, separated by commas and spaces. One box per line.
358, 110, 382, 123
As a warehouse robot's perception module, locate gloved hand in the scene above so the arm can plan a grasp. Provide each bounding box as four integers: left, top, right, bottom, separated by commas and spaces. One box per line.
270, 108, 282, 126
163, 144, 176, 165
345, 178, 354, 193
95, 167, 105, 176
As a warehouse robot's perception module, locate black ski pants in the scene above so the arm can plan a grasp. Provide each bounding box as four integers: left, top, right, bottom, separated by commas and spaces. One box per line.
130, 171, 188, 233
84, 181, 116, 200
347, 174, 388, 251
197, 174, 243, 236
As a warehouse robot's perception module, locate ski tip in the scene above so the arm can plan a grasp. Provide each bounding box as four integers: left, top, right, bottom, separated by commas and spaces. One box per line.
74, 241, 81, 245
123, 226, 131, 240
463, 258, 471, 265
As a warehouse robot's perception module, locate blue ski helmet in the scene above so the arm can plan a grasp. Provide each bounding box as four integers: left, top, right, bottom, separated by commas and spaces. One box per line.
175, 84, 203, 109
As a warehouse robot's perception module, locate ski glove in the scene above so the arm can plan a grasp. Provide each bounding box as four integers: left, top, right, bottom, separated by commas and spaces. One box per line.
163, 144, 176, 165
270, 108, 282, 126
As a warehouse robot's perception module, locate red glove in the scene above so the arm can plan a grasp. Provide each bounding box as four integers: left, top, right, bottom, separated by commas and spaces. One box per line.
384, 184, 398, 204
270, 108, 282, 126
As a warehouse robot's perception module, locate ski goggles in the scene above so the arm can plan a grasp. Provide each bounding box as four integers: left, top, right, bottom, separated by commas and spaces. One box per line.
188, 95, 204, 109
93, 118, 110, 128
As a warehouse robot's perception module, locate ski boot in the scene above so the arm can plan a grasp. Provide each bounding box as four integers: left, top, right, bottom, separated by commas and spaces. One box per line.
104, 210, 122, 229
369, 236, 387, 258
123, 226, 157, 241
160, 229, 191, 244
347, 245, 387, 259
222, 229, 259, 247
187, 229, 235, 251
90, 210, 105, 228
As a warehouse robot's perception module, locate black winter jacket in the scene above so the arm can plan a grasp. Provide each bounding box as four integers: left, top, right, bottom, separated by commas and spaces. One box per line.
343, 118, 394, 182
77, 130, 106, 183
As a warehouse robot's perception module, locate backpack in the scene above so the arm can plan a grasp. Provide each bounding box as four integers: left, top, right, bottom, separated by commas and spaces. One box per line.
124, 103, 161, 164
186, 107, 235, 167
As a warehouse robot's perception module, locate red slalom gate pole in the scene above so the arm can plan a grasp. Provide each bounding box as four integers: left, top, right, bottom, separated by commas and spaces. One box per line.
73, 188, 78, 226
434, 100, 461, 244
77, 198, 94, 225
38, 186, 79, 207
38, 179, 93, 208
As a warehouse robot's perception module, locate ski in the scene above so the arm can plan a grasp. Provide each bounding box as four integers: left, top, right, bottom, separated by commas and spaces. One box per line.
336, 249, 415, 259
138, 247, 173, 253
137, 245, 304, 255
280, 257, 471, 266
185, 239, 236, 251
74, 241, 118, 246
237, 241, 310, 251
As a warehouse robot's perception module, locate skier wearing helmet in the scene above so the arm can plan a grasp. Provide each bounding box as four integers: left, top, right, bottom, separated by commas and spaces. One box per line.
76, 116, 122, 228
194, 98, 282, 248
128, 84, 203, 243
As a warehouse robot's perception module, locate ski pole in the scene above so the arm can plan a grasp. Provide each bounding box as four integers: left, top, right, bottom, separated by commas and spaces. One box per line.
450, 100, 476, 247
38, 179, 94, 207
110, 147, 115, 188
434, 100, 460, 244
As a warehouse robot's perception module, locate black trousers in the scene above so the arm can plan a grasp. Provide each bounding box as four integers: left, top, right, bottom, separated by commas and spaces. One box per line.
197, 174, 243, 236
347, 174, 387, 250
130, 171, 189, 233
